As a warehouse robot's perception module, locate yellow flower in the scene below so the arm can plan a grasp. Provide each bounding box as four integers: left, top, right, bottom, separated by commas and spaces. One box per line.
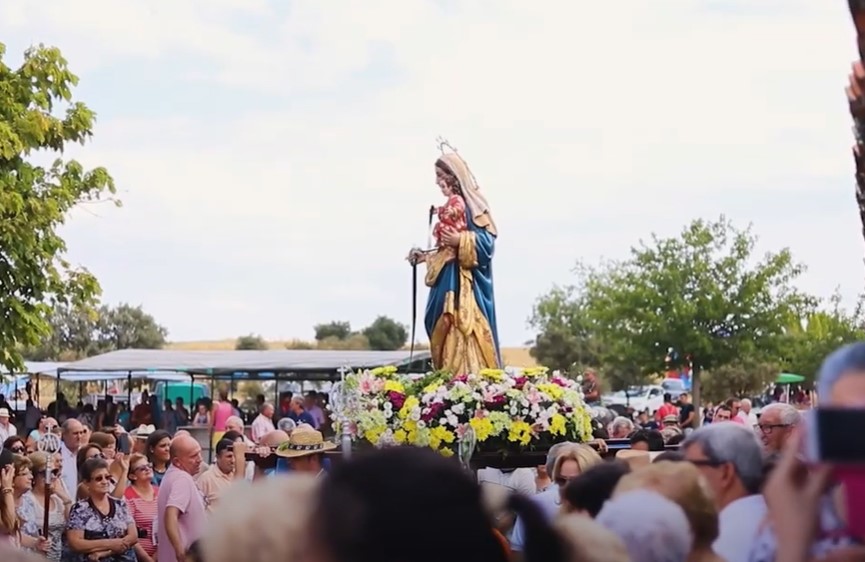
479, 368, 505, 382
549, 413, 567, 436
393, 429, 407, 444
384, 380, 405, 393
398, 396, 419, 419
363, 425, 385, 445
507, 420, 533, 446
439, 448, 454, 458
469, 416, 494, 442
370, 365, 398, 377
429, 426, 456, 450
538, 383, 564, 401
422, 382, 441, 394
522, 366, 549, 377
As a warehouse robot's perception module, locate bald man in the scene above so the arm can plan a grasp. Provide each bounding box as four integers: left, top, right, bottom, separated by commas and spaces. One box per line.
157, 435, 207, 562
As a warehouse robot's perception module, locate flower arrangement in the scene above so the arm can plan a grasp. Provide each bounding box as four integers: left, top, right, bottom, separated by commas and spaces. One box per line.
335, 365, 594, 458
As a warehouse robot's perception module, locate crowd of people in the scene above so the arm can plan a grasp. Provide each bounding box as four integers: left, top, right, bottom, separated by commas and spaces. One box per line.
0, 342, 862, 562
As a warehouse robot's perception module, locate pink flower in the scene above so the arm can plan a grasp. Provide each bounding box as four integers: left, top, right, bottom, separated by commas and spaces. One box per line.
387, 391, 406, 410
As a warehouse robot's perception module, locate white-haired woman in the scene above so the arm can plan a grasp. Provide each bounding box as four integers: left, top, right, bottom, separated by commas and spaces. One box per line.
608, 416, 636, 439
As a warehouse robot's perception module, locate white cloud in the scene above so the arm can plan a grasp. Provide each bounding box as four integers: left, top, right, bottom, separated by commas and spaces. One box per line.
1, 1, 862, 345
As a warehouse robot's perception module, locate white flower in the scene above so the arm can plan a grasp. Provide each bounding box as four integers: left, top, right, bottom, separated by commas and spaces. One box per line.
417, 420, 427, 429
452, 403, 466, 415
439, 417, 449, 426
447, 414, 459, 427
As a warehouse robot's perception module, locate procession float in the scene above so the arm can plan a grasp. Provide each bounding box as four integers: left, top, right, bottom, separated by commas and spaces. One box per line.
331, 140, 594, 468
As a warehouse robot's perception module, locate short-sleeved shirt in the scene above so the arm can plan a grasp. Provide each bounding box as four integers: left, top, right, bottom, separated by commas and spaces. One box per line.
156, 465, 206, 562
124, 485, 159, 556
62, 497, 136, 562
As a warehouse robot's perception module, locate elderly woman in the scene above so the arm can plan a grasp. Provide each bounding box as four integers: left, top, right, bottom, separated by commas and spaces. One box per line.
17, 452, 72, 561
608, 416, 636, 439
8, 455, 49, 555
615, 461, 723, 562
0, 449, 18, 547
124, 453, 158, 562
62, 457, 137, 562
597, 489, 693, 562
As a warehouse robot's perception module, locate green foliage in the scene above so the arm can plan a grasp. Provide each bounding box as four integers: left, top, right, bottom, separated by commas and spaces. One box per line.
24, 302, 166, 360
362, 316, 408, 351
529, 286, 606, 372
701, 358, 780, 404
314, 321, 352, 341
0, 43, 117, 372
285, 339, 315, 350
317, 334, 370, 350
235, 334, 268, 350
778, 292, 865, 381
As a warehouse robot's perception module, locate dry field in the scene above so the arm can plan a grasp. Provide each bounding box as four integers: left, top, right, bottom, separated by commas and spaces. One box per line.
165, 340, 538, 367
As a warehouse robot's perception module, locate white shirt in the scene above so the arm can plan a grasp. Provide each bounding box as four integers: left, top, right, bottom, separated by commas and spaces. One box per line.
509, 484, 561, 551
737, 410, 758, 428
0, 422, 16, 442
714, 494, 767, 562
59, 442, 78, 497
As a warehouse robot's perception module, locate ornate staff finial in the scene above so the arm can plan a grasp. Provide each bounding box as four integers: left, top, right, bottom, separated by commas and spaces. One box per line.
436, 136, 458, 154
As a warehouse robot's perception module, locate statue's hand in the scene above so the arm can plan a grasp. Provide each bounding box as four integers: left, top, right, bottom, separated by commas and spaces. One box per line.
440, 228, 461, 248
407, 248, 426, 265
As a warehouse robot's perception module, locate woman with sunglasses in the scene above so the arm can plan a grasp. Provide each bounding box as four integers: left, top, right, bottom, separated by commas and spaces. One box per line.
75, 444, 128, 502
16, 452, 72, 561
124, 454, 158, 562
62, 457, 137, 562
3, 437, 27, 456
8, 455, 49, 555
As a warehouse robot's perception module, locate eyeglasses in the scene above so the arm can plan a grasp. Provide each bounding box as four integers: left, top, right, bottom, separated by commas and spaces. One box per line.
89, 474, 110, 483
758, 423, 791, 434
35, 469, 60, 478
132, 463, 153, 473
555, 476, 578, 487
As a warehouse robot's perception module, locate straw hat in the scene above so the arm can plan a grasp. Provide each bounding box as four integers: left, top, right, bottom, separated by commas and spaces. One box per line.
131, 424, 155, 439
275, 428, 336, 458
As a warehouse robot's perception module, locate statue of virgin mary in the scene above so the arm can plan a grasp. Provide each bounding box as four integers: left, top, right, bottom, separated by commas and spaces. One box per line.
408, 145, 502, 374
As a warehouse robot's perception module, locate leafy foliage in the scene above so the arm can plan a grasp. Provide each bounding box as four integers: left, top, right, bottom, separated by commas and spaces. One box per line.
701, 359, 779, 404
235, 334, 268, 350
0, 43, 117, 371
531, 217, 818, 399
362, 316, 408, 351
314, 321, 352, 341
24, 303, 166, 360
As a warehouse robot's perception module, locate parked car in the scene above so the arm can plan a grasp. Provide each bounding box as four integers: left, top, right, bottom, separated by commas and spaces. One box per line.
602, 385, 665, 414
661, 378, 688, 401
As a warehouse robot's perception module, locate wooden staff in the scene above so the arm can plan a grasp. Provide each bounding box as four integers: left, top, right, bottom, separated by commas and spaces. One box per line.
38, 434, 61, 539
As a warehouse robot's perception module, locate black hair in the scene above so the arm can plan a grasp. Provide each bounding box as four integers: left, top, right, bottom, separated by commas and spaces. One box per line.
222, 430, 244, 443
630, 429, 665, 451
80, 457, 109, 481
312, 446, 511, 562
3, 436, 25, 451
215, 439, 234, 456
562, 460, 631, 517
652, 451, 685, 463
666, 433, 685, 446
146, 430, 171, 460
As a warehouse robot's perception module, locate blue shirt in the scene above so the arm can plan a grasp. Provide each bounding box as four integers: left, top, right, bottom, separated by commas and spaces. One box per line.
289, 411, 316, 427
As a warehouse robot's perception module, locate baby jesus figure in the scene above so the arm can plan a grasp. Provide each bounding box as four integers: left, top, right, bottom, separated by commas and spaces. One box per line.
432, 194, 467, 248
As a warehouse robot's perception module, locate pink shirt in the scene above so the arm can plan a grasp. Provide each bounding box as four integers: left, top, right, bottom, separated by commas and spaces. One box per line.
156, 466, 206, 562
212, 402, 232, 431
251, 414, 275, 443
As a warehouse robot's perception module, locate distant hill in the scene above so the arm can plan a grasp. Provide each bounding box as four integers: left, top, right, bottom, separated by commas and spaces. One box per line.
165, 340, 538, 367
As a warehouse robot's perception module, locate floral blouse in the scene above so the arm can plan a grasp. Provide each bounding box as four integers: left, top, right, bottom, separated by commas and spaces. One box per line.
18, 492, 65, 562
61, 497, 136, 562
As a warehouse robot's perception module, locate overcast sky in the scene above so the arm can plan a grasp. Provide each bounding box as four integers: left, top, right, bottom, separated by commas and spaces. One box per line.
1, 1, 861, 345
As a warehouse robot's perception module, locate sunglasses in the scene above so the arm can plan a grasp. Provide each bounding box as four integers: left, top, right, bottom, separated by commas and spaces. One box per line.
10, 447, 25, 454
132, 463, 153, 473
89, 474, 110, 483
36, 469, 61, 477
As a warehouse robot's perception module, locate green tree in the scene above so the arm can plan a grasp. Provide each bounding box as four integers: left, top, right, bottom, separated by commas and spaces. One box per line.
23, 302, 166, 360
317, 334, 370, 350
533, 217, 814, 408
528, 286, 608, 373
314, 321, 352, 341
779, 293, 865, 381
362, 316, 408, 351
701, 359, 779, 404
235, 334, 268, 350
0, 43, 117, 372
94, 303, 167, 353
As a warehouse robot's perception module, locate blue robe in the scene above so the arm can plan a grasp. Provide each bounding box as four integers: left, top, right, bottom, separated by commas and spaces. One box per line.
424, 206, 502, 367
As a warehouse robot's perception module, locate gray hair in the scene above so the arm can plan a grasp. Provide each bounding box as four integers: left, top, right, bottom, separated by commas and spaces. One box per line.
546, 441, 578, 476
682, 423, 764, 494
277, 418, 297, 433
817, 342, 865, 398
610, 416, 635, 435
596, 490, 692, 562
739, 398, 751, 408
759, 403, 801, 426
